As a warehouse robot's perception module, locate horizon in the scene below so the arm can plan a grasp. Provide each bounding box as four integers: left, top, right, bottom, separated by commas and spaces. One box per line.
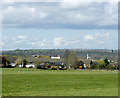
1, 48, 118, 52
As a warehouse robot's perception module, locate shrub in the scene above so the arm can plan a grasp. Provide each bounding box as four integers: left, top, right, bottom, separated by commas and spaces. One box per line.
90, 61, 99, 69
106, 64, 116, 70
90, 64, 99, 69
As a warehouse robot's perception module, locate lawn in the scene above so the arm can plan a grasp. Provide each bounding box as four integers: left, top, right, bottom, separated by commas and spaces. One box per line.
2, 68, 118, 96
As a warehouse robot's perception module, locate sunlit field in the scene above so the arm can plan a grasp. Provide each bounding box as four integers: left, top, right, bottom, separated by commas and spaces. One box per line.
2, 68, 118, 96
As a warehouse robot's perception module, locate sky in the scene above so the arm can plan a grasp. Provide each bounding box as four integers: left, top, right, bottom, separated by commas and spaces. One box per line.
1, 1, 118, 50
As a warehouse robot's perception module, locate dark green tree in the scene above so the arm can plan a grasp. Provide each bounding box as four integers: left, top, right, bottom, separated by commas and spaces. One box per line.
76, 60, 85, 69
90, 61, 99, 69
1, 56, 8, 67
77, 61, 84, 68
67, 52, 78, 69
63, 49, 71, 66
23, 59, 28, 68
104, 58, 109, 67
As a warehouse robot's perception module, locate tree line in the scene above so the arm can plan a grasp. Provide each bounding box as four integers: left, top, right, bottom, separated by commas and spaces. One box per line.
63, 49, 118, 70
0, 49, 119, 70
2, 49, 118, 60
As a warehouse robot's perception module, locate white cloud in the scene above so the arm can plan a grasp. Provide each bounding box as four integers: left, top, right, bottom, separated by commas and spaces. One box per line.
43, 39, 47, 42
98, 40, 105, 44
2, 2, 118, 29
59, 2, 117, 26
61, 0, 118, 2
18, 35, 26, 39
60, 2, 92, 9
13, 40, 24, 44
54, 37, 64, 47
2, 35, 53, 49
84, 35, 94, 41
95, 32, 110, 38
10, 35, 27, 44
1, 0, 119, 2
32, 42, 45, 47
26, 38, 50, 48
2, 5, 48, 27
2, 31, 117, 50
64, 40, 80, 46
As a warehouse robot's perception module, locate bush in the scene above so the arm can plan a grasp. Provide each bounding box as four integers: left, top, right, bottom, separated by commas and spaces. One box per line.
15, 64, 20, 68
99, 64, 106, 69
90, 61, 99, 69
106, 64, 116, 70
96, 60, 106, 69
77, 61, 84, 69
90, 64, 99, 69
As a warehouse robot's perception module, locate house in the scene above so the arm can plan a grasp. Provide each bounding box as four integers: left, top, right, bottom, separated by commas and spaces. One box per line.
81, 59, 91, 65
11, 63, 16, 67
51, 55, 60, 60
48, 61, 65, 70
18, 63, 35, 68
80, 59, 91, 68
37, 63, 46, 69
26, 64, 35, 68
32, 55, 39, 58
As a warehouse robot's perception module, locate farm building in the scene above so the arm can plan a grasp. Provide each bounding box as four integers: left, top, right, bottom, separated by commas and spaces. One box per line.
51, 55, 60, 60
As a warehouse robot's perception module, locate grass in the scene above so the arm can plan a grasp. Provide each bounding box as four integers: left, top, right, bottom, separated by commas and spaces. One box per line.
2, 68, 118, 96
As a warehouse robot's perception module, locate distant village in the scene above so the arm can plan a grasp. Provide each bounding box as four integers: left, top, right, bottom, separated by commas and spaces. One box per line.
0, 49, 118, 70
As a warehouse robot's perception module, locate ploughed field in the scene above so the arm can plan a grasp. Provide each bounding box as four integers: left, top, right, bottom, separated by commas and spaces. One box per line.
2, 68, 118, 96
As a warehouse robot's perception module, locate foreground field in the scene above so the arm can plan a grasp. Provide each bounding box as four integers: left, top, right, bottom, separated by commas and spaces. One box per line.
2, 68, 118, 96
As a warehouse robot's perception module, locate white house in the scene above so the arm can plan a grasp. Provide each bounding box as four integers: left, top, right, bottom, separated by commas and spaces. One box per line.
26, 64, 35, 68
51, 55, 60, 60
19, 64, 35, 68
11, 63, 16, 67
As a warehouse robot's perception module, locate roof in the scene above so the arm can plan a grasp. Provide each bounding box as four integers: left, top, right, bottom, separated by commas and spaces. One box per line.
26, 58, 63, 63
79, 59, 91, 65
40, 63, 45, 66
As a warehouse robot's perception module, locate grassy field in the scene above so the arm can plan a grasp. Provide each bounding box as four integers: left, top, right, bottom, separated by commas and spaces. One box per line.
2, 68, 118, 96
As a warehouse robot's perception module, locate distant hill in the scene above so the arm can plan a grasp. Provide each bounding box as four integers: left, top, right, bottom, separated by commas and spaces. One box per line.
2, 49, 118, 60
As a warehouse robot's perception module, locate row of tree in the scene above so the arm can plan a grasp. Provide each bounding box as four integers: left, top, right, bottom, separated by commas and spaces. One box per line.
2, 49, 118, 60
0, 56, 28, 68
63, 50, 118, 70
0, 49, 119, 70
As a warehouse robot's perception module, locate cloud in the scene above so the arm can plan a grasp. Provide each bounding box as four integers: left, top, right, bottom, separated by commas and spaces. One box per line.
64, 39, 80, 46
96, 3, 118, 26
83, 35, 94, 41
29, 38, 49, 47
2, 2, 118, 29
54, 37, 64, 47
94, 32, 110, 45
60, 2, 93, 9
27, 41, 45, 47
2, 5, 48, 27
95, 32, 110, 39
2, 31, 117, 50
11, 35, 27, 44
12, 35, 26, 40
2, 35, 49, 49
1, 0, 119, 2
98, 40, 105, 44
18, 35, 26, 39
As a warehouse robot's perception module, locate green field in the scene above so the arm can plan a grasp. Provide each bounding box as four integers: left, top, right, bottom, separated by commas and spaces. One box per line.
2, 68, 118, 96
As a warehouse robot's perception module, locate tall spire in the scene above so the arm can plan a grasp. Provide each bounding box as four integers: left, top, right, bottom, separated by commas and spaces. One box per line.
87, 54, 89, 59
